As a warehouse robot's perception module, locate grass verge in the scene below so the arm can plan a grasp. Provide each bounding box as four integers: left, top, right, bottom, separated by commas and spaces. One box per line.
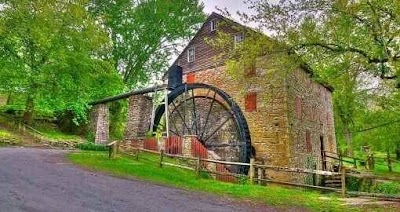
67, 151, 363, 211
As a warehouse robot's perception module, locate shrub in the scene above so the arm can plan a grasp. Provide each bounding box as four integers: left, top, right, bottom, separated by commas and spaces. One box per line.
77, 142, 107, 151
371, 181, 400, 195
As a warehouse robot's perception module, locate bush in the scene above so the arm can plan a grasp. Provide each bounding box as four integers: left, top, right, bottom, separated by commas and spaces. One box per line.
346, 177, 400, 195
76, 142, 107, 151
371, 181, 400, 195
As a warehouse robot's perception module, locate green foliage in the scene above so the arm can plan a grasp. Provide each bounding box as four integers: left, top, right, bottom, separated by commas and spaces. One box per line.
89, 0, 206, 88
347, 177, 400, 195
35, 124, 83, 141
76, 143, 107, 151
108, 100, 127, 140
0, 129, 11, 138
85, 131, 95, 143
372, 181, 400, 195
0, 0, 124, 124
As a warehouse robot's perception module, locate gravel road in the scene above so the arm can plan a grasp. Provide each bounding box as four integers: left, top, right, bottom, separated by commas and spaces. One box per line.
0, 147, 275, 212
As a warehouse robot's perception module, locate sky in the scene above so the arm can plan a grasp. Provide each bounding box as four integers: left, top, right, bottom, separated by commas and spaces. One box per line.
202, 0, 255, 21
202, 0, 279, 22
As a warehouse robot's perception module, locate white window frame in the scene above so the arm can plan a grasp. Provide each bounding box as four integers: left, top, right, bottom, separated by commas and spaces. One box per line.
187, 47, 195, 63
210, 20, 217, 31
234, 33, 244, 44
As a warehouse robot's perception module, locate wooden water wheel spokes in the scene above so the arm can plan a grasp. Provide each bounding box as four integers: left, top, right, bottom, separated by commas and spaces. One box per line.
153, 83, 252, 173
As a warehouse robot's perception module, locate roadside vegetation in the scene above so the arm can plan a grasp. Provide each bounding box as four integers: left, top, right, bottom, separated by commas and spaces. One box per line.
68, 151, 399, 212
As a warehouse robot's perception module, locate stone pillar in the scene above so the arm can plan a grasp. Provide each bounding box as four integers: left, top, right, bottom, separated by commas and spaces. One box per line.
182, 135, 195, 158
124, 95, 153, 141
91, 104, 109, 145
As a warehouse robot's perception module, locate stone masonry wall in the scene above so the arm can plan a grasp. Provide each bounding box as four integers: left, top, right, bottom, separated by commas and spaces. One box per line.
182, 63, 292, 181
286, 69, 337, 183
91, 104, 109, 145
124, 95, 153, 142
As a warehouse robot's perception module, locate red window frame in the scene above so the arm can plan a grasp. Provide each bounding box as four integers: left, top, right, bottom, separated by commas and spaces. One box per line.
245, 92, 257, 112
306, 130, 312, 153
186, 73, 195, 83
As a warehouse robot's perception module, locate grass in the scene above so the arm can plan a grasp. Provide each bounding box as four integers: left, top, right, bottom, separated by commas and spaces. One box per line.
68, 151, 364, 211
0, 128, 21, 146
33, 124, 82, 141
0, 129, 12, 138
343, 153, 400, 178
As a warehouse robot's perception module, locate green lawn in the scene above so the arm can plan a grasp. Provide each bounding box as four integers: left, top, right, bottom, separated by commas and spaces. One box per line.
343, 153, 400, 178
36, 126, 83, 142
68, 151, 376, 211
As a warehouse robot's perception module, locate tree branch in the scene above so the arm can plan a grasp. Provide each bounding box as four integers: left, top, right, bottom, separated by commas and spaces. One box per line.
357, 120, 400, 133
292, 42, 397, 63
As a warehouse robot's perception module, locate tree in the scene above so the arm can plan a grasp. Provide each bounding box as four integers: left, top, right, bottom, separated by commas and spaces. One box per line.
246, 0, 400, 88
0, 0, 123, 124
89, 0, 206, 88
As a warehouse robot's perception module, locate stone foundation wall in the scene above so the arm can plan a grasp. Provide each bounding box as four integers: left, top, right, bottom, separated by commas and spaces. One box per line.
124, 95, 153, 143
91, 104, 109, 145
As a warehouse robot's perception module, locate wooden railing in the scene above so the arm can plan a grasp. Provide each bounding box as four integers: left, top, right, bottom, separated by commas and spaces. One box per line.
0, 113, 44, 140
114, 138, 400, 200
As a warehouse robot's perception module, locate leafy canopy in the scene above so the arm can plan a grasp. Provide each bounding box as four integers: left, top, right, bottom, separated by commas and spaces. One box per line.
0, 0, 123, 123
89, 0, 206, 88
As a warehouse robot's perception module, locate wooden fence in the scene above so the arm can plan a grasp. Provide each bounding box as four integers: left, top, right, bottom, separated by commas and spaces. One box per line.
324, 150, 400, 172
107, 140, 400, 201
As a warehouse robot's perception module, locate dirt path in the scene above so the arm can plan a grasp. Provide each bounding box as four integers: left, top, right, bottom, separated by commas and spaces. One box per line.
0, 147, 277, 212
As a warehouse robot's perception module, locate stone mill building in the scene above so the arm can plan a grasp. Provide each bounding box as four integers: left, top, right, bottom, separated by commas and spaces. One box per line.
168, 13, 337, 177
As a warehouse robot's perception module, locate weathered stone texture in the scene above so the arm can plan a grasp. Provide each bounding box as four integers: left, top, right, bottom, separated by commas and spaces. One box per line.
124, 95, 153, 142
182, 136, 195, 158
91, 104, 109, 145
286, 69, 337, 182
182, 64, 292, 181
180, 60, 337, 183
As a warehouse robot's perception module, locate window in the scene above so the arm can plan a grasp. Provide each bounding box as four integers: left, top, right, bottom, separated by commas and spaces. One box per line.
234, 33, 244, 44
187, 47, 195, 63
245, 92, 257, 112
210, 20, 217, 31
187, 73, 195, 83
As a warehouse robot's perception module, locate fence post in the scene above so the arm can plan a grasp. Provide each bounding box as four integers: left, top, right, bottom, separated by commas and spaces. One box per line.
341, 166, 346, 198
159, 150, 164, 168
249, 158, 255, 185
112, 141, 118, 159
258, 160, 264, 185
195, 155, 201, 177
135, 148, 139, 160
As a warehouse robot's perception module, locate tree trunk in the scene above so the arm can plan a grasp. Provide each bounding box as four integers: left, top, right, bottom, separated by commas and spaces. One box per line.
343, 126, 354, 157
22, 95, 34, 125
6, 92, 12, 105
387, 150, 393, 172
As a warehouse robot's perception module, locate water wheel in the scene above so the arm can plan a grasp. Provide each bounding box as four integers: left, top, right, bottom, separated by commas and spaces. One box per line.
153, 83, 252, 173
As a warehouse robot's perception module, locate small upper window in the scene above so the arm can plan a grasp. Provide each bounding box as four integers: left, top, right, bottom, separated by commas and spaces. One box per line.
210, 20, 217, 31
234, 33, 244, 44
187, 47, 195, 63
